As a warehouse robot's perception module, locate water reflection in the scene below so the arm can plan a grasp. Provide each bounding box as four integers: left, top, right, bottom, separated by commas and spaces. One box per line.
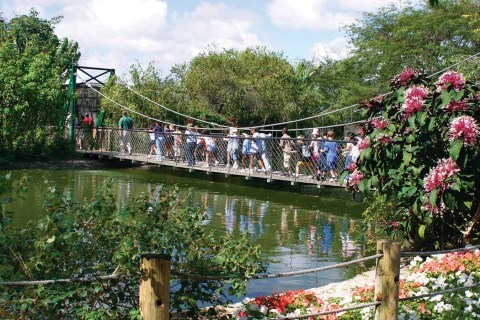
5, 168, 370, 299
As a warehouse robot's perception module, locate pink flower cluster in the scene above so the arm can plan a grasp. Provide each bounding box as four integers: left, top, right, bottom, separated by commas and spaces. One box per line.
375, 134, 392, 145
435, 70, 466, 92
357, 137, 370, 150
420, 195, 447, 216
346, 162, 357, 170
401, 85, 429, 118
392, 68, 418, 87
449, 116, 479, 145
442, 99, 469, 112
349, 169, 364, 186
371, 118, 389, 129
423, 158, 460, 193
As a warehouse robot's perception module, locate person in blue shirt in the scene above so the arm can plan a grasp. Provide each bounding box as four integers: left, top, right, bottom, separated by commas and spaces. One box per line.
322, 130, 339, 182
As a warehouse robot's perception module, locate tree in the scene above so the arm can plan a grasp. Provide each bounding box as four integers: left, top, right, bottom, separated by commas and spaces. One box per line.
185, 47, 298, 126
0, 9, 80, 157
345, 0, 480, 90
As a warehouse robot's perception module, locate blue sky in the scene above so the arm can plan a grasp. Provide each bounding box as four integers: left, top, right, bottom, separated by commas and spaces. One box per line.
1, 0, 416, 76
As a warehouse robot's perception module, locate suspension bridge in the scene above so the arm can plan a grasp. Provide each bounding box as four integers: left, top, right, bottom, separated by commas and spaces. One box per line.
78, 127, 352, 188
68, 52, 480, 188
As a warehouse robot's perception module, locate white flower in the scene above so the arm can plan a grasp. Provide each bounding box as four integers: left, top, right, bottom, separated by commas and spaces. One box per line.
467, 290, 474, 298
430, 294, 443, 302
466, 305, 474, 313
259, 305, 268, 314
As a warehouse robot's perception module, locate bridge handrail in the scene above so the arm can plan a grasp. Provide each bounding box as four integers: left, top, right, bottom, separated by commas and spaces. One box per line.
1, 242, 479, 319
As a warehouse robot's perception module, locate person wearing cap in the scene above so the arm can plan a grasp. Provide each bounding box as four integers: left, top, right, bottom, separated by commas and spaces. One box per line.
118, 111, 133, 155
225, 127, 240, 169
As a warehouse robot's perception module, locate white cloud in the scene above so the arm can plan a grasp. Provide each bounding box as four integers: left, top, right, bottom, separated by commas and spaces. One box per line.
265, 0, 410, 32
1, 1, 261, 75
309, 36, 351, 61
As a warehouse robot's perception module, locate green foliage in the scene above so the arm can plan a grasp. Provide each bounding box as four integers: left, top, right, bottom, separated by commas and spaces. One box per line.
0, 179, 266, 318
345, 69, 480, 250
345, 0, 480, 89
0, 9, 80, 158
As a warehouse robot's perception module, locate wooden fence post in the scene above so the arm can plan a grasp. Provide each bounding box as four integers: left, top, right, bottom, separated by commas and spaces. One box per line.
139, 253, 171, 320
374, 240, 401, 320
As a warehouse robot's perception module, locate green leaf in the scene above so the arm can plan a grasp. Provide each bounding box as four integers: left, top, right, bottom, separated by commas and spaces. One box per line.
418, 225, 426, 239
338, 171, 348, 186
428, 118, 436, 131
403, 152, 412, 165
449, 139, 463, 161
441, 90, 452, 105
443, 192, 456, 210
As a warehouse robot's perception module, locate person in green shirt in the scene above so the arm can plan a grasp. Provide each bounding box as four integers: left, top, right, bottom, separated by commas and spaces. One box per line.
118, 111, 133, 155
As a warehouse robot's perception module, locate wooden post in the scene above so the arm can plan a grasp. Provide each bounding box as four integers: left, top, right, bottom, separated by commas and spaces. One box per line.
139, 253, 171, 320
374, 240, 401, 320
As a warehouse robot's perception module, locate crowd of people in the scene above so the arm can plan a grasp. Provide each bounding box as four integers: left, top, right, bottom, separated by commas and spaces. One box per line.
121, 111, 360, 183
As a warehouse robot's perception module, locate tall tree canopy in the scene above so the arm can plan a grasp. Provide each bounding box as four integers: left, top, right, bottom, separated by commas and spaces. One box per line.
0, 9, 79, 157
345, 0, 480, 91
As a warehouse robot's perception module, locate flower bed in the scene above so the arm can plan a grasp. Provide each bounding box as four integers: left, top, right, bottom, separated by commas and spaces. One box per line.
236, 250, 480, 319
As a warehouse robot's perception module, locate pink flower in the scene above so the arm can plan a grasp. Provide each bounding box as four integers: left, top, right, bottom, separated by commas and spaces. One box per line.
357, 137, 370, 150
349, 169, 364, 186
371, 118, 389, 129
356, 127, 366, 136
392, 68, 418, 87
436, 70, 466, 92
449, 116, 479, 145
442, 99, 469, 112
390, 221, 399, 228
375, 134, 392, 145
347, 162, 357, 170
402, 85, 429, 118
405, 86, 429, 100
423, 158, 460, 193
420, 195, 447, 216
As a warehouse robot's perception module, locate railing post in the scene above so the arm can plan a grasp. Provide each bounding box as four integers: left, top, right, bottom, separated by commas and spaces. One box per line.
139, 253, 171, 320
374, 239, 401, 320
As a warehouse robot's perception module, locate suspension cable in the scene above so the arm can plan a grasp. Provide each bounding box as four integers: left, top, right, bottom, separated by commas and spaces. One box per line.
82, 50, 480, 131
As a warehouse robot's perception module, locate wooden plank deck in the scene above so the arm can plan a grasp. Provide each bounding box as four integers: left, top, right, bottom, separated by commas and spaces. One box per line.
80, 150, 343, 188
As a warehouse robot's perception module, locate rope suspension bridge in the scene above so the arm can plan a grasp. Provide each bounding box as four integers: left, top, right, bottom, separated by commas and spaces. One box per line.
70, 52, 480, 188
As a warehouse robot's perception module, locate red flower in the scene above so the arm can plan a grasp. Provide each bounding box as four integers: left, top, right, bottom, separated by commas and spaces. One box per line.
436, 70, 466, 92
449, 116, 479, 146
392, 68, 418, 87
423, 158, 460, 192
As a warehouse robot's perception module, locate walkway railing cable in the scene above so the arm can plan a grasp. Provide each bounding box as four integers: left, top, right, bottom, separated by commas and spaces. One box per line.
401, 244, 480, 257
124, 84, 231, 129
0, 274, 125, 287
81, 50, 480, 133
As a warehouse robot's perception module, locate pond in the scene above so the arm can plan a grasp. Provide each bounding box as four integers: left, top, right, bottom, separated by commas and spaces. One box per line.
2, 164, 372, 301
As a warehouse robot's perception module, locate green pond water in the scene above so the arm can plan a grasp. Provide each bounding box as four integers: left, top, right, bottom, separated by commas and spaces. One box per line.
2, 165, 372, 300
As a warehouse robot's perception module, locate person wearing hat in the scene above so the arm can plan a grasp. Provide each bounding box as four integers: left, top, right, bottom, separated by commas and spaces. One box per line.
225, 127, 240, 169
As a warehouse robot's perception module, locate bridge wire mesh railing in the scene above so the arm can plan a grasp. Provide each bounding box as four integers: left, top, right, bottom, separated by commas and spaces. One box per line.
81, 127, 354, 184
2, 242, 480, 319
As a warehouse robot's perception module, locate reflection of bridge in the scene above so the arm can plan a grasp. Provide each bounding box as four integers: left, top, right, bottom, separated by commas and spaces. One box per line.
79, 128, 351, 188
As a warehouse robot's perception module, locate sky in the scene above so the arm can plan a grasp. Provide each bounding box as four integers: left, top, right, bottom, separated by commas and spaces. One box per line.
1, 0, 417, 77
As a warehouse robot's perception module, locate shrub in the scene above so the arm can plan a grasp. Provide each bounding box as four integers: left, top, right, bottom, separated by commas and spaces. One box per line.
342, 69, 480, 250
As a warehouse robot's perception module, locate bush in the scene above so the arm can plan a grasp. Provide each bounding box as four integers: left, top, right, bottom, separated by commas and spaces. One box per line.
342, 69, 480, 250
0, 176, 266, 318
